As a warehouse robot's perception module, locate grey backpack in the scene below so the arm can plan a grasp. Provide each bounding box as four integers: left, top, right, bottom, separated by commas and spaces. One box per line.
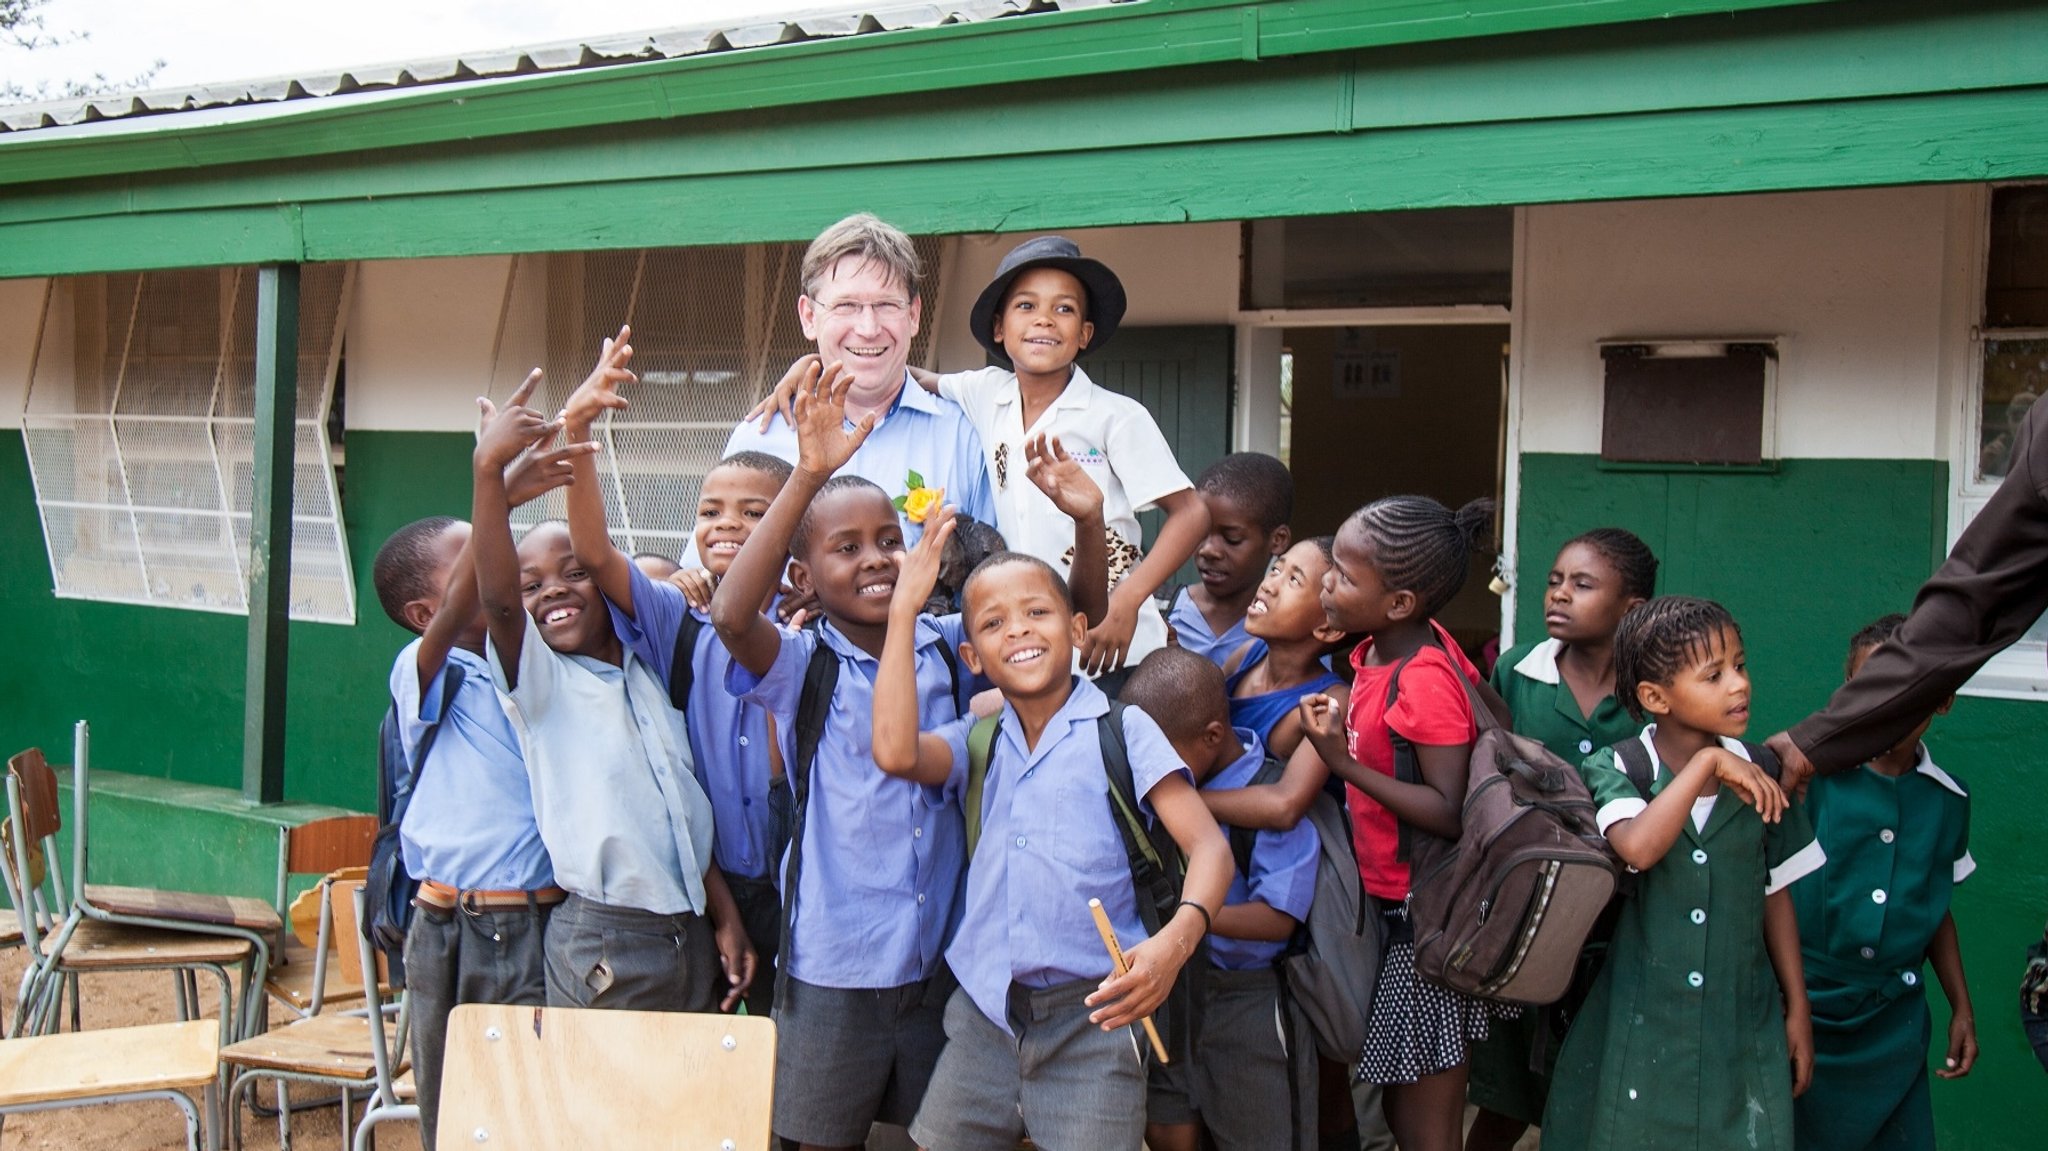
1278, 787, 1385, 1063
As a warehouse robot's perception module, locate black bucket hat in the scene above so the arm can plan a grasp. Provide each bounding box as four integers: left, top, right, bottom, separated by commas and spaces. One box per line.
969, 236, 1128, 369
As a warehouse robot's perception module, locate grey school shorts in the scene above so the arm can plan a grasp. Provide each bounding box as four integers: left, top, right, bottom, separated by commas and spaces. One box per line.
910, 981, 1149, 1151
541, 894, 720, 1012
1146, 966, 1317, 1151
771, 971, 950, 1146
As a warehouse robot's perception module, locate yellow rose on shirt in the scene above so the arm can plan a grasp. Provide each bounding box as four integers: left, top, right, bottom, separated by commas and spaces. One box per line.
893, 470, 944, 524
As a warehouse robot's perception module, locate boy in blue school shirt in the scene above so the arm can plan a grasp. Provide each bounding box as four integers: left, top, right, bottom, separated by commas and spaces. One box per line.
1123, 648, 1320, 1151
710, 362, 1111, 1150
873, 519, 1234, 1150
557, 345, 798, 1017
373, 375, 594, 1151
471, 361, 754, 1015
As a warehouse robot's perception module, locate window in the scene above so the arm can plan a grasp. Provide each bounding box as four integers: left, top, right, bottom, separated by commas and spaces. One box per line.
1958, 186, 2048, 696
20, 265, 354, 622
489, 239, 949, 558
1246, 208, 1513, 310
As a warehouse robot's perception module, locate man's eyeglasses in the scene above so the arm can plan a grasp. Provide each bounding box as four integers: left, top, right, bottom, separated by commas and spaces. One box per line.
816, 298, 912, 321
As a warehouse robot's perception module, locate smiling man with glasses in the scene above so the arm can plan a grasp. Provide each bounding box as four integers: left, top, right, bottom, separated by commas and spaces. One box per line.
712, 213, 996, 550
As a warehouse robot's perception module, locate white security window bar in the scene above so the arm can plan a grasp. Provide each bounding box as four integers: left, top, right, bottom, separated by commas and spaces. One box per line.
489, 239, 953, 558
21, 265, 355, 623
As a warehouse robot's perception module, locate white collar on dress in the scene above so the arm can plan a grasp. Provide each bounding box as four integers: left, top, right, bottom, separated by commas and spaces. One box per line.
1512, 638, 1564, 685
1636, 724, 1753, 771
1912, 745, 1969, 797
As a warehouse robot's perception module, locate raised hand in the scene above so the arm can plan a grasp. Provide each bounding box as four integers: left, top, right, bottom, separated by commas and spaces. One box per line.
890, 502, 956, 622
561, 324, 636, 433
1024, 433, 1105, 523
474, 375, 561, 473
742, 354, 821, 432
791, 359, 875, 479
476, 368, 544, 442
503, 433, 601, 509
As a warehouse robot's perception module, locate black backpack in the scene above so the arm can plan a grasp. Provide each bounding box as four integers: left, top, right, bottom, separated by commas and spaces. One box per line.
365, 661, 466, 984
776, 631, 962, 1003
964, 702, 1203, 1063
666, 612, 707, 711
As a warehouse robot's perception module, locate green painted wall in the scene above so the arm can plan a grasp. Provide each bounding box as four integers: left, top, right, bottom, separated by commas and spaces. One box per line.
0, 429, 474, 813
1515, 453, 2048, 1150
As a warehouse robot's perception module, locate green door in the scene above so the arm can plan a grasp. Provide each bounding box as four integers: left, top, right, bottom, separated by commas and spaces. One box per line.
1081, 325, 1234, 575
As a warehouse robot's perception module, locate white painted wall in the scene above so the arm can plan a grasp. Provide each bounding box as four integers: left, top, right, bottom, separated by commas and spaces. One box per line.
0, 278, 49, 429
931, 223, 1241, 369
346, 255, 515, 431
1517, 187, 1960, 459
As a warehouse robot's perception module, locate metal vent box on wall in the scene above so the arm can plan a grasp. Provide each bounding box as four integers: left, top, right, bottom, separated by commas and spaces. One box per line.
1598, 340, 1778, 466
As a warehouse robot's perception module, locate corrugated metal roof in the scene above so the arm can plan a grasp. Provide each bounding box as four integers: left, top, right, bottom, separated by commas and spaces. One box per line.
0, 0, 1128, 134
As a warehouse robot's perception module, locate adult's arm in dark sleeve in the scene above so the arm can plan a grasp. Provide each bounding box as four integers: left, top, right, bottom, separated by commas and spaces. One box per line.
1788, 406, 2048, 772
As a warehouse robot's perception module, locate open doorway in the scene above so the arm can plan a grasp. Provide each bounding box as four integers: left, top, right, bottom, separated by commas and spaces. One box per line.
1280, 323, 1510, 656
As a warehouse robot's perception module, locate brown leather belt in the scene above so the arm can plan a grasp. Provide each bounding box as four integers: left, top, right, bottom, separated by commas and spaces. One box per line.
416, 880, 567, 913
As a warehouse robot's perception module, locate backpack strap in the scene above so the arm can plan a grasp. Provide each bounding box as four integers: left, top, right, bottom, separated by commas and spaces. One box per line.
964, 714, 1002, 856
1227, 754, 1288, 885
936, 631, 964, 711
666, 611, 706, 712
1098, 702, 1204, 1069
1380, 652, 1424, 862
1612, 736, 1657, 802
775, 641, 841, 1003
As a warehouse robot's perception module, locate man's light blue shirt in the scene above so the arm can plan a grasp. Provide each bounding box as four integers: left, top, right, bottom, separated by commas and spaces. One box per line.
945, 677, 1193, 1034
610, 563, 789, 882
391, 642, 553, 893
489, 614, 715, 916
1168, 587, 1255, 668
727, 615, 969, 990
1203, 729, 1318, 971
696, 372, 996, 564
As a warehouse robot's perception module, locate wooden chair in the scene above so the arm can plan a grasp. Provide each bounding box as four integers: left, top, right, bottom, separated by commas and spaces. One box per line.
219, 880, 406, 1151
263, 814, 378, 1021
0, 1018, 222, 1151
3, 751, 251, 1045
438, 1003, 776, 1150
58, 723, 282, 1039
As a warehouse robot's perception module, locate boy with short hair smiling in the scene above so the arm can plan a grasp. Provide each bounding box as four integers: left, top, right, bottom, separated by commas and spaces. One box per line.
712, 361, 1113, 1151
557, 336, 799, 1018
1122, 647, 1320, 1151
471, 353, 753, 1014
872, 512, 1233, 1150
1171, 452, 1294, 667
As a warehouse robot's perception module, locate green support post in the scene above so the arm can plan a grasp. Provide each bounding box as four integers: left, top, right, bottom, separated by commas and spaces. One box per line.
241, 263, 299, 805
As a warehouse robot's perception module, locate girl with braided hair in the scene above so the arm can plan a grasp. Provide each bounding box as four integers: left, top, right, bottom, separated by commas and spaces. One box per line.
1545, 596, 1824, 1151
1296, 494, 1512, 1151
1467, 527, 1658, 1150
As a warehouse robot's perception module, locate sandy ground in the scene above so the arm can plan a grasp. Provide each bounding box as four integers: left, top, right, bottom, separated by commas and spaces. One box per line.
0, 948, 420, 1151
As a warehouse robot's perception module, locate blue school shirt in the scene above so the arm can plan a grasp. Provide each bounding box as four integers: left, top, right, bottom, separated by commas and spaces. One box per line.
945, 676, 1192, 1034
1203, 730, 1319, 971
391, 642, 553, 893
1169, 587, 1253, 668
699, 371, 996, 562
1226, 652, 1341, 752
609, 564, 788, 883
490, 614, 714, 917
728, 615, 969, 990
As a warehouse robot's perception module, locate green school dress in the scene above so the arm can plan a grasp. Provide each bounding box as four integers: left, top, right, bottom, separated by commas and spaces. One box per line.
1790, 749, 1972, 1151
1544, 729, 1825, 1151
1467, 639, 1644, 1126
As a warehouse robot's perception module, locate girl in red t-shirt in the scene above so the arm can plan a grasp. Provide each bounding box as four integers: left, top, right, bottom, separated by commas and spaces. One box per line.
1299, 494, 1510, 1151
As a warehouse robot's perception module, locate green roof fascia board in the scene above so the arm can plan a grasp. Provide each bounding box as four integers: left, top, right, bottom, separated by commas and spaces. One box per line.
8, 80, 2042, 277
3, 0, 2039, 236
0, 0, 1839, 188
